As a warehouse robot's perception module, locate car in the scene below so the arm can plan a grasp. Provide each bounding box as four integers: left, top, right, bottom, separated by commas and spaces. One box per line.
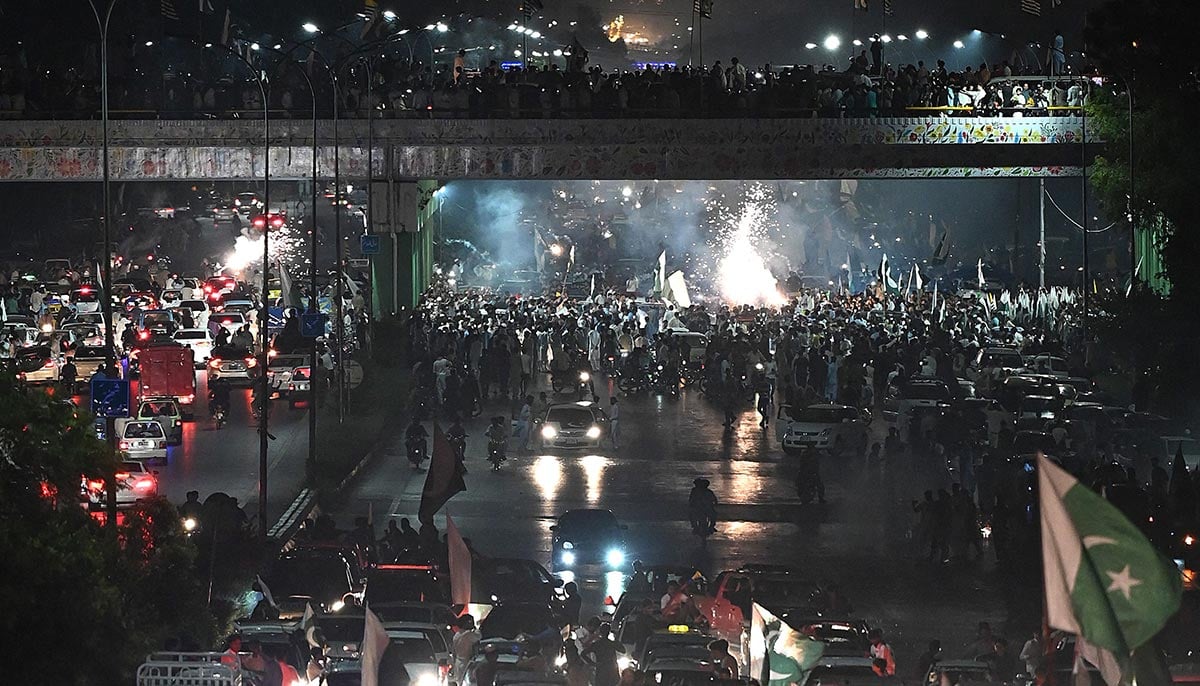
123, 291, 159, 312
212, 201, 240, 225
265, 546, 364, 619
209, 311, 249, 336
894, 378, 952, 418
461, 640, 533, 686
924, 659, 1006, 686
69, 345, 112, 379
136, 309, 179, 338
159, 289, 183, 309
550, 508, 627, 571
975, 347, 1025, 376
317, 614, 367, 660
538, 401, 609, 450
267, 353, 311, 397
15, 345, 58, 384
234, 191, 263, 216
207, 345, 259, 385
70, 285, 102, 314
478, 558, 563, 607
117, 420, 168, 461
479, 601, 563, 640
231, 621, 310, 676
61, 322, 104, 347
800, 656, 881, 686
365, 564, 450, 609
173, 328, 214, 366
632, 626, 715, 670
80, 460, 158, 509
380, 626, 454, 686
135, 398, 184, 445
775, 404, 869, 456
1162, 436, 1200, 470
642, 659, 749, 686
284, 366, 312, 407
371, 601, 458, 628
772, 616, 871, 657
202, 275, 238, 301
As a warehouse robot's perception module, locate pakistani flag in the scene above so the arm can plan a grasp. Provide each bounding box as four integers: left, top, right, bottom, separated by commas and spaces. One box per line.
1039, 454, 1181, 681
750, 603, 824, 686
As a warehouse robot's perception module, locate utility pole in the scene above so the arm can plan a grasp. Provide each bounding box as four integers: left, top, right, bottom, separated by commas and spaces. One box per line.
1039, 178, 1046, 290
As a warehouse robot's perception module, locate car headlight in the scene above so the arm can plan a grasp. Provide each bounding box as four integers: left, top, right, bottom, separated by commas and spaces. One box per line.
182, 517, 198, 532
586, 426, 602, 439
562, 541, 574, 550
329, 599, 346, 613
542, 425, 558, 439
579, 371, 590, 382
561, 551, 576, 566
606, 549, 625, 567
618, 656, 632, 672
416, 673, 441, 686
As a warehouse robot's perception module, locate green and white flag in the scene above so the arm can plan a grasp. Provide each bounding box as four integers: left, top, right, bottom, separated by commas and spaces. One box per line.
750, 603, 824, 686
1039, 454, 1181, 681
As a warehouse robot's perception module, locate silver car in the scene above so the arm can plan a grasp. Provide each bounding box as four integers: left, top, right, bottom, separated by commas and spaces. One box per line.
118, 420, 168, 461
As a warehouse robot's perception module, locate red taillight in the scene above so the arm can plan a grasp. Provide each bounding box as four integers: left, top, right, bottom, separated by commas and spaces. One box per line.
209, 359, 221, 368
133, 477, 155, 492
87, 479, 104, 491
203, 285, 212, 293
138, 331, 150, 340
245, 357, 257, 367
118, 441, 129, 450
288, 383, 295, 391
115, 472, 129, 480
43, 360, 54, 368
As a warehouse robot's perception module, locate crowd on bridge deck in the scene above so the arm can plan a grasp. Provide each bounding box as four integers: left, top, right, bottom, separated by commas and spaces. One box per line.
0, 30, 1088, 120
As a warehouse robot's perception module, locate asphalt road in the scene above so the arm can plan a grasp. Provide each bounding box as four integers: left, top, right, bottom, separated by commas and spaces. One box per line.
332, 373, 1037, 670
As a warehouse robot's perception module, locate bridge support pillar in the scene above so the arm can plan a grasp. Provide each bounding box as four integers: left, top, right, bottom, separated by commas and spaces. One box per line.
370, 179, 439, 316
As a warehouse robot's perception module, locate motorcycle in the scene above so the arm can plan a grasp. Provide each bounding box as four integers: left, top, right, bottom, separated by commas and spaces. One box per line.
795, 471, 822, 505
407, 435, 428, 469
447, 432, 467, 463
182, 515, 200, 537
487, 439, 506, 471
689, 507, 716, 545
212, 406, 227, 430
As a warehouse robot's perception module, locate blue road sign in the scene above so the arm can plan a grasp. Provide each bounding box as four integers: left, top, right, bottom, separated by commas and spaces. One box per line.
360, 234, 381, 255
90, 378, 131, 418
300, 312, 325, 338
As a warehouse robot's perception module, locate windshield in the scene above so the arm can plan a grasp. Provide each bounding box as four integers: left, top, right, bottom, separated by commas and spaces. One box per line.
175, 331, 208, 340
74, 290, 99, 302
319, 618, 366, 642
140, 401, 179, 417
213, 314, 245, 326
272, 557, 350, 598
790, 407, 849, 423
792, 622, 863, 646
806, 667, 879, 685
546, 408, 594, 427
981, 350, 1023, 367
751, 578, 818, 605
367, 572, 447, 605
559, 510, 618, 531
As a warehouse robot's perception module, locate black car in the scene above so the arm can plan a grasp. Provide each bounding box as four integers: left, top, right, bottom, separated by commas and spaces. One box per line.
264, 546, 363, 619
478, 558, 563, 606
480, 601, 563, 640
550, 508, 627, 571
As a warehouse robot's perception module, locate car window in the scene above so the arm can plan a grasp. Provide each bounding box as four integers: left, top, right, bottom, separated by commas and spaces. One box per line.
140, 401, 178, 417
124, 422, 165, 438
790, 407, 846, 423
385, 637, 437, 664
903, 383, 949, 400
559, 510, 618, 533
175, 331, 208, 340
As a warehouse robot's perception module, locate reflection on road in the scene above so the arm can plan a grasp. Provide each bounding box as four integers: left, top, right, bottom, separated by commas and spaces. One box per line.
581, 454, 607, 504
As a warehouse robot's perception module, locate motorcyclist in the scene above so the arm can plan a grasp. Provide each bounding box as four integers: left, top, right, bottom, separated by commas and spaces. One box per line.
180, 490, 203, 521
485, 415, 507, 464
209, 383, 231, 418
446, 415, 468, 464
406, 419, 429, 453
688, 478, 718, 535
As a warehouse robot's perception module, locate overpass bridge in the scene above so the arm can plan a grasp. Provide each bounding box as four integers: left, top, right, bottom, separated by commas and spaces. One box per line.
0, 115, 1093, 312
0, 115, 1088, 182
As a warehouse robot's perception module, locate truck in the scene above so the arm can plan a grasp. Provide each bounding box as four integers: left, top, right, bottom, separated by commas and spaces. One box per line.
137, 344, 197, 419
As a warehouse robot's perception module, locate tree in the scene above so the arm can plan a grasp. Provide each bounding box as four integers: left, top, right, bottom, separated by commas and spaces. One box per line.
0, 378, 219, 683
1084, 0, 1200, 415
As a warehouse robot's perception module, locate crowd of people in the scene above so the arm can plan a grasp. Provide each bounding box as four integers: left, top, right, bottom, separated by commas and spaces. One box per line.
2, 37, 1088, 120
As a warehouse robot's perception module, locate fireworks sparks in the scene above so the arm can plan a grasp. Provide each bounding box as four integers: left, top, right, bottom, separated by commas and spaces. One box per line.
713, 185, 786, 307
223, 224, 305, 276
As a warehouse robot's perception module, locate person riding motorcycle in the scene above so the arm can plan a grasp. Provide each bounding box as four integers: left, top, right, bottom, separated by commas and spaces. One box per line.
485, 415, 508, 466
796, 447, 826, 504
209, 383, 231, 418
446, 416, 468, 464
406, 419, 429, 457
688, 478, 718, 535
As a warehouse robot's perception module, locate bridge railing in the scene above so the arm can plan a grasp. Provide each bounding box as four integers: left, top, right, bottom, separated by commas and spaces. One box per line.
0, 105, 1084, 122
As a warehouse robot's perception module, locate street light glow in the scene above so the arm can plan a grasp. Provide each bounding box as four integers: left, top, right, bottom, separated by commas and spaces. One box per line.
880, 34, 892, 43
915, 29, 928, 39
397, 28, 409, 35
144, 40, 154, 47
530, 31, 541, 38
823, 35, 840, 51
250, 42, 260, 51
436, 22, 449, 32
897, 34, 908, 41
805, 42, 817, 49
553, 49, 563, 56
302, 22, 319, 33
852, 39, 862, 46
424, 24, 435, 30
953, 39, 965, 48
382, 10, 397, 20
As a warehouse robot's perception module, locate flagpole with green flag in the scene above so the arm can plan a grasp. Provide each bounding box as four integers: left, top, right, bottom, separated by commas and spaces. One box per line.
418, 422, 467, 524
1037, 453, 1181, 685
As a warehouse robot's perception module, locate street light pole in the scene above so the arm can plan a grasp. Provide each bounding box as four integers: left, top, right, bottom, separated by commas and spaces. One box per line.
84, 0, 120, 531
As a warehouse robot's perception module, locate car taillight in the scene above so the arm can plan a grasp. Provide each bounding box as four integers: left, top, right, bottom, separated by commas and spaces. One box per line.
133, 477, 155, 492
87, 479, 104, 491
138, 331, 150, 340
118, 441, 129, 450
288, 383, 295, 391
183, 394, 194, 401
245, 357, 257, 367
209, 359, 221, 368
43, 360, 54, 368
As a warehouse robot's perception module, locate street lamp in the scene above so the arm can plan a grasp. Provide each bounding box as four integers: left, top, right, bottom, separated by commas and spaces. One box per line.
805, 42, 817, 50
823, 35, 840, 51
953, 40, 965, 49
382, 10, 397, 21
915, 29, 929, 40
303, 22, 320, 34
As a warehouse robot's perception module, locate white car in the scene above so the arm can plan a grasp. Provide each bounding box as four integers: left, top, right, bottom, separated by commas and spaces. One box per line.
380, 626, 453, 686
117, 420, 168, 461
81, 460, 158, 509
1024, 353, 1071, 378
173, 328, 214, 366
776, 403, 869, 455
539, 401, 608, 449
209, 311, 248, 337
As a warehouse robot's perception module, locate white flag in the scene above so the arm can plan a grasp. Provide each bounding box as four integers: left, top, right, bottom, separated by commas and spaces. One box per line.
977, 258, 985, 289
930, 280, 938, 314
446, 515, 472, 607
656, 250, 667, 295
361, 606, 391, 686
913, 264, 923, 290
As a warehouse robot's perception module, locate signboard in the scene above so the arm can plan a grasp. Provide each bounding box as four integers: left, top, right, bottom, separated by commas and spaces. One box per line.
348, 258, 370, 269
300, 313, 325, 338
90, 377, 131, 418
267, 306, 286, 333
360, 234, 381, 256
344, 360, 365, 389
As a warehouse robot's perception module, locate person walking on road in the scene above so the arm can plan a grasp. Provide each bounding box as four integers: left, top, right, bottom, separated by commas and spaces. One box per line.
609, 396, 621, 449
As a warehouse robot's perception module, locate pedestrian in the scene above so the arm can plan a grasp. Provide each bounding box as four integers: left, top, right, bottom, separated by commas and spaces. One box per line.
562, 581, 582, 628
1019, 631, 1042, 676
868, 629, 896, 677
609, 396, 621, 449
915, 639, 941, 681
582, 623, 625, 686
707, 639, 739, 678
452, 615, 481, 675
516, 395, 532, 451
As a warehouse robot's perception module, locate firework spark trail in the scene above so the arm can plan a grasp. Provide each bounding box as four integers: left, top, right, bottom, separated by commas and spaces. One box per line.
713, 185, 786, 306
